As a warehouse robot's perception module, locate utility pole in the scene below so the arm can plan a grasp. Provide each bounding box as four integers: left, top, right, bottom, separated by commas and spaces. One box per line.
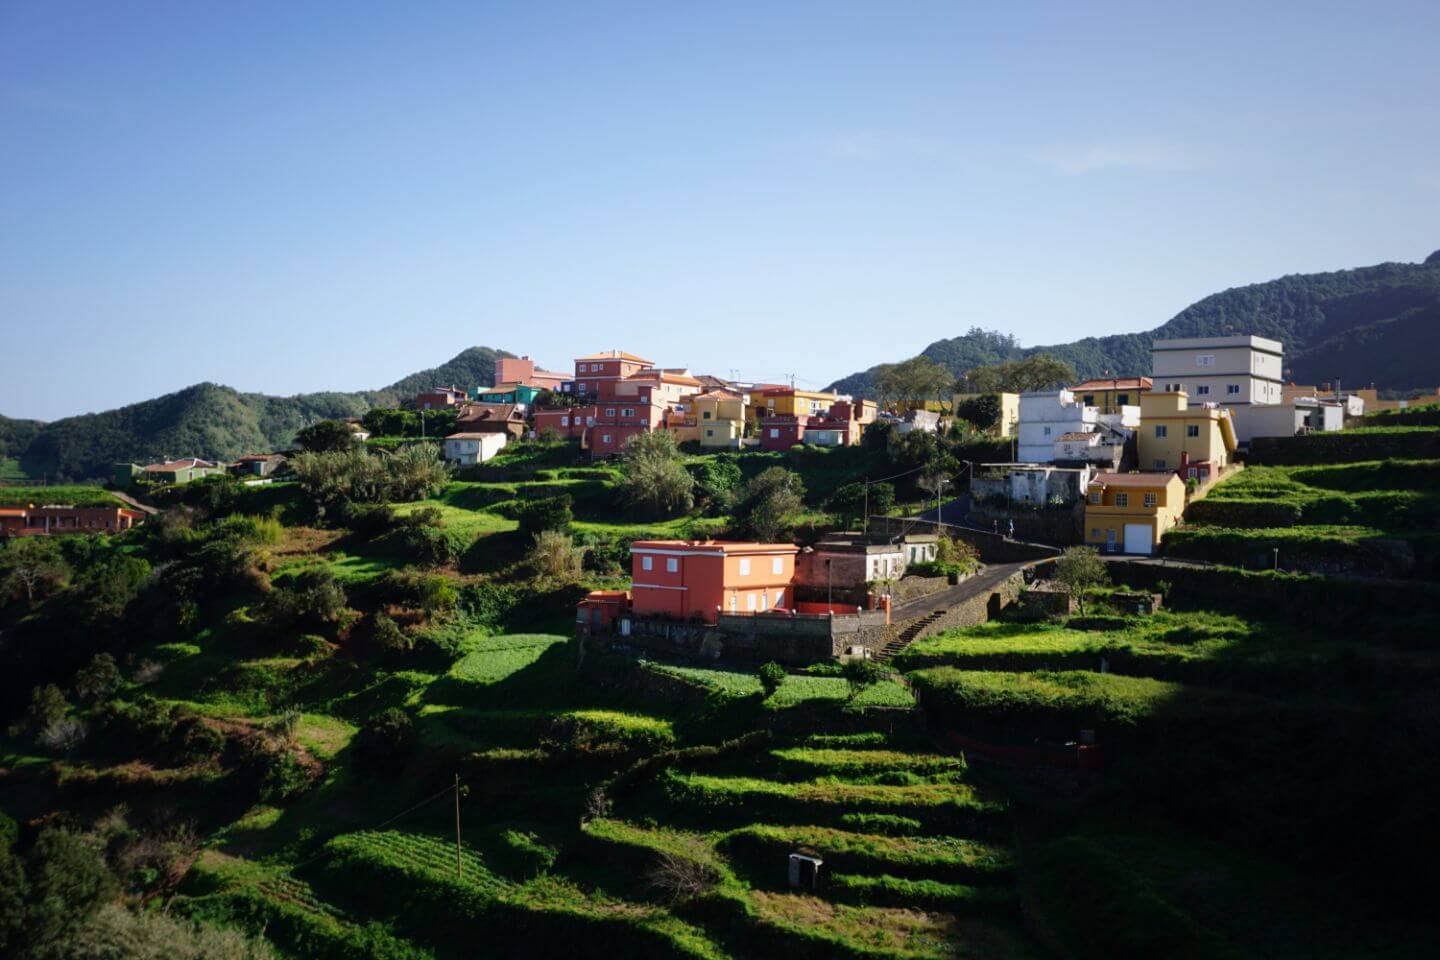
454, 773, 462, 881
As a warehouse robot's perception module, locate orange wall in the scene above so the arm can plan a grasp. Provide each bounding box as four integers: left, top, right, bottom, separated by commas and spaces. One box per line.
631, 546, 797, 622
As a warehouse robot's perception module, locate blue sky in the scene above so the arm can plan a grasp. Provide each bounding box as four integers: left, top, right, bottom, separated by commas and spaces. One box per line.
3, 0, 1438, 421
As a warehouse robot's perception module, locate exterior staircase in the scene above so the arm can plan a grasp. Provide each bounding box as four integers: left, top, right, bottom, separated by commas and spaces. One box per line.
877, 609, 947, 661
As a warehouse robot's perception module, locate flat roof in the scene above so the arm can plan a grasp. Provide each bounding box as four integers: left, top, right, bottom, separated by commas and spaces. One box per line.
1071, 376, 1153, 391
576, 350, 654, 363
631, 540, 799, 554
1091, 472, 1180, 487
1151, 335, 1284, 354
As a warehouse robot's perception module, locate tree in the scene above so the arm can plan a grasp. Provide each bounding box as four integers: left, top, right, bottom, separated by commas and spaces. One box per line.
1053, 546, 1108, 614
517, 496, 573, 538
828, 482, 894, 528
733, 468, 806, 541
22, 828, 117, 956
74, 654, 121, 702
70, 904, 277, 960
0, 538, 70, 608
687, 456, 741, 516
0, 836, 26, 955
958, 353, 1076, 394
841, 658, 884, 700
27, 685, 68, 733
878, 356, 953, 410
295, 419, 358, 453
758, 661, 787, 699
618, 432, 695, 520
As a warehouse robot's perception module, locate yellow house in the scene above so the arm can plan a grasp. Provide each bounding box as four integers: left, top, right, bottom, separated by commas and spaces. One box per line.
952, 392, 1020, 437
1084, 472, 1187, 555
694, 390, 748, 449
746, 387, 838, 427
1070, 377, 1152, 415
1137, 392, 1238, 482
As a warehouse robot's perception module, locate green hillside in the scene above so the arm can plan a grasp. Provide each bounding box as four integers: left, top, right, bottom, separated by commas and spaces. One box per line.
1, 347, 512, 481
828, 253, 1440, 397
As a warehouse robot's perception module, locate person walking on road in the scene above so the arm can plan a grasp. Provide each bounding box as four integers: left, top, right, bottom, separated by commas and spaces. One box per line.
1007, 519, 1015, 540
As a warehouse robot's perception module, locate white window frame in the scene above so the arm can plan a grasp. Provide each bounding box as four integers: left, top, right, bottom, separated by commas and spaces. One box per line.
746, 593, 757, 611
769, 428, 779, 438
642, 556, 653, 571
666, 558, 678, 573
1115, 493, 1129, 507
1187, 424, 1200, 437
1196, 385, 1210, 396
1196, 354, 1215, 366
738, 558, 751, 576
772, 557, 783, 574
1155, 425, 1167, 438
1144, 492, 1157, 508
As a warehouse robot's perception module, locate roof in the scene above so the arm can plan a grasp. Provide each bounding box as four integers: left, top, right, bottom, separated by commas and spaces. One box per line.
235, 453, 285, 462
1071, 376, 1153, 391
457, 403, 523, 422
576, 350, 654, 364
694, 388, 743, 400
445, 432, 506, 440
144, 458, 216, 472
1090, 472, 1180, 488
631, 539, 800, 554
626, 370, 701, 386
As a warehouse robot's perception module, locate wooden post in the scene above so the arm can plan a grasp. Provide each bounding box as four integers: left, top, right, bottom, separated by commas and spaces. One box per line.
454, 773, 462, 881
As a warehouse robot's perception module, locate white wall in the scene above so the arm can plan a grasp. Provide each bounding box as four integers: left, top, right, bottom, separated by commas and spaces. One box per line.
1017, 391, 1096, 462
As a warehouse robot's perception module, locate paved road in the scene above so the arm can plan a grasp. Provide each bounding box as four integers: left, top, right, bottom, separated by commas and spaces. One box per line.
890, 560, 1031, 622
109, 489, 160, 516
913, 497, 973, 526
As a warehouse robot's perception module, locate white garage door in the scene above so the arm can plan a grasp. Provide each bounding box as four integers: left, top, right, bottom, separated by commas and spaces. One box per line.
1123, 524, 1153, 555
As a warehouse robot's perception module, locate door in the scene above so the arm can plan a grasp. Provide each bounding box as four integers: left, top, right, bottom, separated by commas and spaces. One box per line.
1123, 523, 1153, 555
1104, 529, 1117, 553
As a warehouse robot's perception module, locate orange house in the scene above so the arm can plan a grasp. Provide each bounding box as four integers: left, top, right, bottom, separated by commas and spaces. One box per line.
630, 540, 800, 623
570, 350, 655, 400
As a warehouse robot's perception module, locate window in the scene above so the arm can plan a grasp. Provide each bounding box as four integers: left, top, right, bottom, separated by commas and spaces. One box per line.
729, 595, 737, 612
1144, 492, 1157, 508
666, 558, 678, 573
642, 556, 653, 571
1091, 528, 1101, 540
705, 429, 714, 438
605, 408, 616, 416
772, 557, 783, 574
1227, 384, 1240, 395
1089, 491, 1102, 504
769, 428, 779, 438
739, 558, 751, 576
601, 434, 612, 444
746, 593, 757, 611
1117, 393, 1129, 405
1082, 395, 1095, 406
1188, 467, 1199, 479
622, 408, 634, 417
1153, 459, 1167, 470
1043, 426, 1051, 436
1196, 354, 1215, 366
1196, 385, 1210, 396
703, 411, 712, 419
560, 416, 569, 426
1186, 424, 1200, 437
1154, 425, 1167, 438
1115, 493, 1129, 507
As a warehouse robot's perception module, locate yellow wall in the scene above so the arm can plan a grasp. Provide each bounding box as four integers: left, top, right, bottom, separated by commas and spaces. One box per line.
1083, 474, 1186, 548
1137, 392, 1235, 473
747, 389, 837, 423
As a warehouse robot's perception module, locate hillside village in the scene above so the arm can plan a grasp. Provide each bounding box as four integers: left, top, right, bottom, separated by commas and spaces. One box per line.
2, 330, 1440, 960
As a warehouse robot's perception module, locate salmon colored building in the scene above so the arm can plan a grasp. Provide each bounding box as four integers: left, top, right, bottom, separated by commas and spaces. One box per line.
494, 356, 572, 392
532, 405, 596, 440
759, 415, 808, 450
0, 506, 144, 537
569, 350, 655, 400
629, 540, 801, 623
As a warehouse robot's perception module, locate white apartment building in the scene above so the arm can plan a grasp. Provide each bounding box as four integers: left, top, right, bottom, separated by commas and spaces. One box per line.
1151, 335, 1284, 407
1017, 391, 1139, 464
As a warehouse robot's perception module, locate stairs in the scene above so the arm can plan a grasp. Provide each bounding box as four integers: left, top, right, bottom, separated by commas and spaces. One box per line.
877, 609, 947, 661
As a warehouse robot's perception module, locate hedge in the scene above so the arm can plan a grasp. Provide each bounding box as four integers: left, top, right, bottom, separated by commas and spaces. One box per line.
1247, 427, 1440, 465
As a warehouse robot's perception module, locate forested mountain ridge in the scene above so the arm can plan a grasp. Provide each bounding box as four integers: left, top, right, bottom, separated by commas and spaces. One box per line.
827, 253, 1440, 397
1, 347, 512, 480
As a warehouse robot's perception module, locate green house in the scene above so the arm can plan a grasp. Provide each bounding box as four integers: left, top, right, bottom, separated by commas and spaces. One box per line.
472, 383, 544, 406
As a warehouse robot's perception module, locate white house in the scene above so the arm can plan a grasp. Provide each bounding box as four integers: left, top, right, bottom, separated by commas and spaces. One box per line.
896, 409, 942, 435
1017, 391, 1097, 462
1152, 336, 1285, 441
443, 432, 507, 466
1231, 398, 1345, 441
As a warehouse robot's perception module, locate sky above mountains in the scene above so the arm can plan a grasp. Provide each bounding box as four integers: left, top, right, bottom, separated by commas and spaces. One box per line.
3, 0, 1438, 421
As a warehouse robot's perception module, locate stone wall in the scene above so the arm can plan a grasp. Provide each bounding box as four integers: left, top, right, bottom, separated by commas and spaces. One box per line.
905, 569, 1026, 645
867, 517, 1061, 563
1016, 586, 1075, 620
608, 609, 891, 665
888, 575, 951, 605
967, 504, 1083, 546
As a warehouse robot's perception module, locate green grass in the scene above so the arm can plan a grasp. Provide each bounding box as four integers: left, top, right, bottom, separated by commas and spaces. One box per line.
646, 663, 916, 709
769, 747, 965, 777
0, 458, 34, 482
663, 771, 1001, 815
723, 824, 1011, 876
445, 634, 567, 685
0, 483, 121, 507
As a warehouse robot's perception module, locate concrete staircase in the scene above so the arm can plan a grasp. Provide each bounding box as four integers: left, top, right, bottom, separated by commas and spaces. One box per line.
877, 609, 947, 661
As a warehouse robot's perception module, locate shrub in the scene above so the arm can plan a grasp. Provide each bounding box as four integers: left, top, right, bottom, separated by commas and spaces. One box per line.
734, 467, 806, 541
37, 717, 88, 753
22, 828, 117, 953
841, 658, 884, 699
26, 684, 68, 734
340, 502, 398, 540
371, 613, 413, 657
516, 495, 574, 538
236, 735, 318, 803
264, 569, 351, 633
375, 568, 457, 616
355, 708, 416, 777
758, 661, 787, 699
528, 530, 584, 581
296, 419, 360, 453
74, 654, 122, 702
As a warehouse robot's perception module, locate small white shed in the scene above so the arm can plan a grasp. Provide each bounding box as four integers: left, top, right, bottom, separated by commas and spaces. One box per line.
443, 432, 507, 466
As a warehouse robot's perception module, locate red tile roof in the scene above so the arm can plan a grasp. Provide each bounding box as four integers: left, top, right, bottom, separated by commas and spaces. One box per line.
1071, 376, 1153, 391
576, 350, 654, 364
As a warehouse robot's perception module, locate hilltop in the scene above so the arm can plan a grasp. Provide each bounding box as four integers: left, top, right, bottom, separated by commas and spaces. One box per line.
827, 253, 1440, 397
0, 347, 511, 480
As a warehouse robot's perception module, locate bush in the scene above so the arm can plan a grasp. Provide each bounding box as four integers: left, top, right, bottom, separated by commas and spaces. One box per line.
370, 613, 412, 657
734, 467, 806, 541
264, 569, 351, 633
26, 684, 68, 733
340, 502, 398, 540
355, 708, 416, 777
296, 420, 360, 453
758, 661, 787, 699
841, 658, 884, 699
374, 568, 457, 616
618, 432, 695, 520
516, 495, 574, 538
236, 735, 318, 803
74, 654, 122, 702
528, 530, 584, 581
